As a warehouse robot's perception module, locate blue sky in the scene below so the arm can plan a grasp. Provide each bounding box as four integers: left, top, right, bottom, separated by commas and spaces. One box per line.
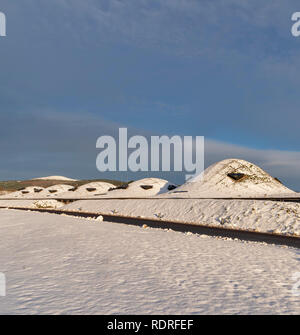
1, 1, 300, 189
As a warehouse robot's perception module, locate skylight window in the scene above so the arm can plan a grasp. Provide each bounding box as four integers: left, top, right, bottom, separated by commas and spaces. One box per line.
227, 173, 247, 181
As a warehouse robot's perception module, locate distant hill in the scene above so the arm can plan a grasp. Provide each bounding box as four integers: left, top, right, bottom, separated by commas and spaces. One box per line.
31, 176, 78, 181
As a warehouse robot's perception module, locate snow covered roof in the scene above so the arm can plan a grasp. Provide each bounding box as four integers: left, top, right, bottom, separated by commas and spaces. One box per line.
77, 182, 115, 193
104, 178, 176, 197
0, 186, 45, 198
167, 158, 295, 198
57, 181, 116, 198
38, 184, 73, 197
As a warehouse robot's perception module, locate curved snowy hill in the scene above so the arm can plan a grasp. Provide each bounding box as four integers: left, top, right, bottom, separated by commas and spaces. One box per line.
168, 159, 295, 198
37, 184, 73, 197
103, 178, 176, 197
57, 181, 116, 198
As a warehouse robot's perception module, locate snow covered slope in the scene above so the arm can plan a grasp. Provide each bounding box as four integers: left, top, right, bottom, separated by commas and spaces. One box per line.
63, 198, 300, 236
169, 159, 295, 198
0, 209, 299, 315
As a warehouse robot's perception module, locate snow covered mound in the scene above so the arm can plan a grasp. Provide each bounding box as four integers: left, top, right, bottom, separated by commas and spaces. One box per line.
32, 176, 77, 181
37, 184, 73, 198
58, 182, 115, 198
105, 178, 176, 197
169, 159, 295, 198
0, 186, 45, 198
77, 182, 115, 195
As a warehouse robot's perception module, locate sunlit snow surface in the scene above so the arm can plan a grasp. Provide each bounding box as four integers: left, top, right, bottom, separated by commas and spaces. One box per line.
0, 209, 299, 315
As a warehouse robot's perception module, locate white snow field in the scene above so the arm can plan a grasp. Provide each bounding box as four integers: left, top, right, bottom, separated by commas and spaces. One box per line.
0, 199, 65, 209
0, 209, 299, 315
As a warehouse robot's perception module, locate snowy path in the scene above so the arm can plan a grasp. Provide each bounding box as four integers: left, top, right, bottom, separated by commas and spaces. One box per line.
0, 209, 299, 314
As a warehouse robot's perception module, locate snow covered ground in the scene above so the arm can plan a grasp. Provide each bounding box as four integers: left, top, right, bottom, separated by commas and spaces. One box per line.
1, 157, 300, 236
0, 209, 299, 315
1, 196, 300, 236
0, 199, 65, 209
63, 198, 300, 236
